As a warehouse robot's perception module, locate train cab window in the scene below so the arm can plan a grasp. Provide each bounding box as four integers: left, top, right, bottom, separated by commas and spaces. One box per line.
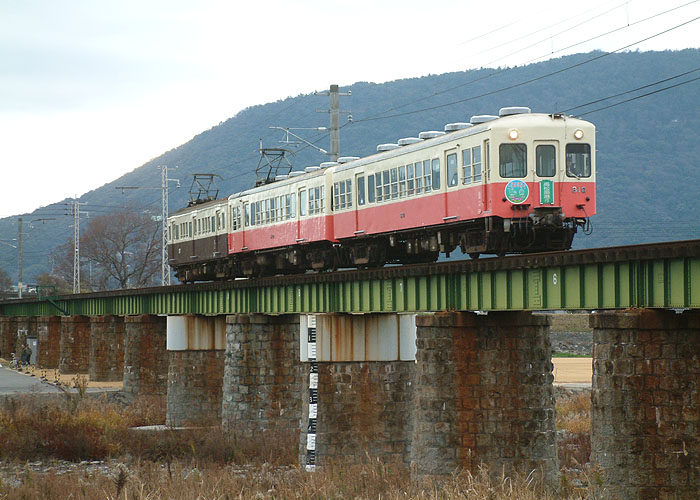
357, 176, 366, 206
447, 153, 458, 187
499, 144, 527, 178
368, 174, 376, 203
566, 144, 592, 178
536, 145, 556, 177
431, 158, 441, 190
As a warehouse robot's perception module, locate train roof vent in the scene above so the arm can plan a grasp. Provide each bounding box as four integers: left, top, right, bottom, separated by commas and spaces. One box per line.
418, 131, 445, 139
499, 106, 531, 117
275, 174, 289, 181
470, 114, 498, 125
304, 166, 321, 173
398, 137, 423, 146
444, 122, 473, 132
320, 161, 339, 168
377, 143, 400, 152
288, 171, 304, 177
338, 156, 360, 163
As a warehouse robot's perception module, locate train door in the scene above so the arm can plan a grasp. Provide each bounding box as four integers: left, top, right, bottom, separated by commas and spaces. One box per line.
479, 140, 489, 214
297, 186, 307, 242
240, 201, 249, 251
355, 172, 365, 235
534, 141, 559, 206
444, 148, 459, 222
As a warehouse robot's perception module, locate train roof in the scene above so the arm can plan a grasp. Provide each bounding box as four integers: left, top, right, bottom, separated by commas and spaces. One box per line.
225, 112, 594, 200
171, 197, 227, 217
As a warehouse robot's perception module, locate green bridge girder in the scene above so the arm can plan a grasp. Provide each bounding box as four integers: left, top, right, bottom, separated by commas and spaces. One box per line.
1, 241, 699, 317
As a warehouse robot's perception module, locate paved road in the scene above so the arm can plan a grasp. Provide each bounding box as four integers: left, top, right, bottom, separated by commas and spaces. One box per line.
0, 364, 63, 394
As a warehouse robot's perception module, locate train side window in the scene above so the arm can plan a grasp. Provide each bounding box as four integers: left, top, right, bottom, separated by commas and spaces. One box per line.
499, 143, 527, 178
536, 145, 556, 177
407, 164, 415, 195
357, 176, 366, 206
431, 158, 441, 190
390, 168, 398, 199
299, 190, 307, 216
244, 205, 250, 227
189, 221, 193, 236
423, 160, 432, 192
447, 153, 458, 187
211, 216, 215, 232
566, 143, 591, 178
462, 149, 472, 184
399, 166, 406, 197
383, 170, 391, 201
415, 162, 423, 194
368, 174, 376, 203
473, 146, 482, 182
374, 172, 382, 202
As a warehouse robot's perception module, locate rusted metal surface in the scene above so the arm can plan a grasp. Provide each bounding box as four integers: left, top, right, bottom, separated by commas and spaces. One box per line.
167, 315, 225, 350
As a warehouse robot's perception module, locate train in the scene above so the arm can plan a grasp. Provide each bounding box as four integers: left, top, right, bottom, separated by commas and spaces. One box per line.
167, 107, 595, 282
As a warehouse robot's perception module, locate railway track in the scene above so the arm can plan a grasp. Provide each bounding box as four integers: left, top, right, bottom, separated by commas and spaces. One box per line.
7, 239, 699, 304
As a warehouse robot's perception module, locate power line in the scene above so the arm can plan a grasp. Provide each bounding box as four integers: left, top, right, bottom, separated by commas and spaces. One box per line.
353, 14, 700, 124
561, 66, 700, 113
360, 1, 700, 123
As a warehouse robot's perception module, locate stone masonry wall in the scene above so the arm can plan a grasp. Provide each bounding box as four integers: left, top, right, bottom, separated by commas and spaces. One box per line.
123, 315, 168, 399
410, 311, 557, 481
306, 361, 415, 466
36, 316, 61, 368
15, 317, 37, 356
59, 315, 90, 373
222, 314, 302, 441
591, 310, 700, 500
89, 315, 125, 382
167, 350, 225, 427
0, 316, 18, 359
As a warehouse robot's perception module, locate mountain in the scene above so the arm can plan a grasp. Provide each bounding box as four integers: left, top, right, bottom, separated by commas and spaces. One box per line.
2, 49, 699, 283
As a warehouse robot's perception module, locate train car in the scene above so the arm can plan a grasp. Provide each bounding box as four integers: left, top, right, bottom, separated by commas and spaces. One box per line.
168, 107, 595, 281
167, 198, 229, 281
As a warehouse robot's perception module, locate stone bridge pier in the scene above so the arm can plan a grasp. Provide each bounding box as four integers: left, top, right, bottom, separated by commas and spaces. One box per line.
591, 309, 700, 499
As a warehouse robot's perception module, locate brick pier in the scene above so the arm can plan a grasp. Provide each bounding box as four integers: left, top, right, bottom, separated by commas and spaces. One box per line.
59, 315, 90, 373
123, 315, 168, 399
89, 315, 125, 382
591, 310, 700, 499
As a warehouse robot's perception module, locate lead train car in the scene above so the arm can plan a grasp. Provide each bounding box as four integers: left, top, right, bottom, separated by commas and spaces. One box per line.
168, 108, 596, 282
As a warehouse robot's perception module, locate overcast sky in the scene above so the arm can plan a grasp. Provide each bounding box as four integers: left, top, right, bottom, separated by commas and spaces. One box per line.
1, 0, 699, 219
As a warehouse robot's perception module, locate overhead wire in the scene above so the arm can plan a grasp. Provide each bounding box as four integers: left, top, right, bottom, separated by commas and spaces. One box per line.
360, 1, 700, 122
353, 14, 700, 123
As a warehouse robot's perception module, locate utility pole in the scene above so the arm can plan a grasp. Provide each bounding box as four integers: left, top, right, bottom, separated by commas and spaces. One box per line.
17, 217, 22, 299
315, 84, 351, 162
70, 200, 87, 294
116, 165, 179, 287
160, 165, 178, 286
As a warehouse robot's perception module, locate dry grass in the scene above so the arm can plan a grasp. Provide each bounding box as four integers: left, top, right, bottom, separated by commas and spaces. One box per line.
556, 391, 591, 470
0, 393, 600, 498
0, 460, 595, 500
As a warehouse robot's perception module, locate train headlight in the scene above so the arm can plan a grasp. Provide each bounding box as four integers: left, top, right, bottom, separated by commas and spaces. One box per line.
573, 129, 584, 140
508, 129, 519, 140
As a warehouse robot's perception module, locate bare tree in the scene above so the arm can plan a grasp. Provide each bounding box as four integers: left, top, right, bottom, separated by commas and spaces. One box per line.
0, 267, 11, 291
51, 211, 161, 291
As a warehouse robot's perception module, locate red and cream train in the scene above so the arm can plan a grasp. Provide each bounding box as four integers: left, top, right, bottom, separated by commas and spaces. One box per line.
167, 107, 596, 282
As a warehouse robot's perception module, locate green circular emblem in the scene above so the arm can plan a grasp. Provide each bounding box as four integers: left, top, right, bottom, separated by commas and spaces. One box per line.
504, 180, 529, 204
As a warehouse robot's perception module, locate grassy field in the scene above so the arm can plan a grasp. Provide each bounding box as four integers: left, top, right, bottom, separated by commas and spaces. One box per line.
0, 388, 596, 499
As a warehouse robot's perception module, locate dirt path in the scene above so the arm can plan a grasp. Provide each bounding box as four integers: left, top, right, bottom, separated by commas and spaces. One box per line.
552, 357, 592, 384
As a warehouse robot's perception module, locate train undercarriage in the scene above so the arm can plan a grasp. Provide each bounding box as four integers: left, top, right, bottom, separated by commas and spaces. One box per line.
173, 213, 585, 283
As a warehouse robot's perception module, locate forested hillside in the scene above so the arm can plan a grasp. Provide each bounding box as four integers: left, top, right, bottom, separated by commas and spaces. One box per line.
2, 49, 699, 282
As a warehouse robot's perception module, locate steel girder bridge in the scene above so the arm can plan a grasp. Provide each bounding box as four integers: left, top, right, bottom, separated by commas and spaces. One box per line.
1, 240, 699, 318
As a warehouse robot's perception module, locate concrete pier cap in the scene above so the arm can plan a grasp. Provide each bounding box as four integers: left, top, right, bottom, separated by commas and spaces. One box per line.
300, 313, 417, 362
